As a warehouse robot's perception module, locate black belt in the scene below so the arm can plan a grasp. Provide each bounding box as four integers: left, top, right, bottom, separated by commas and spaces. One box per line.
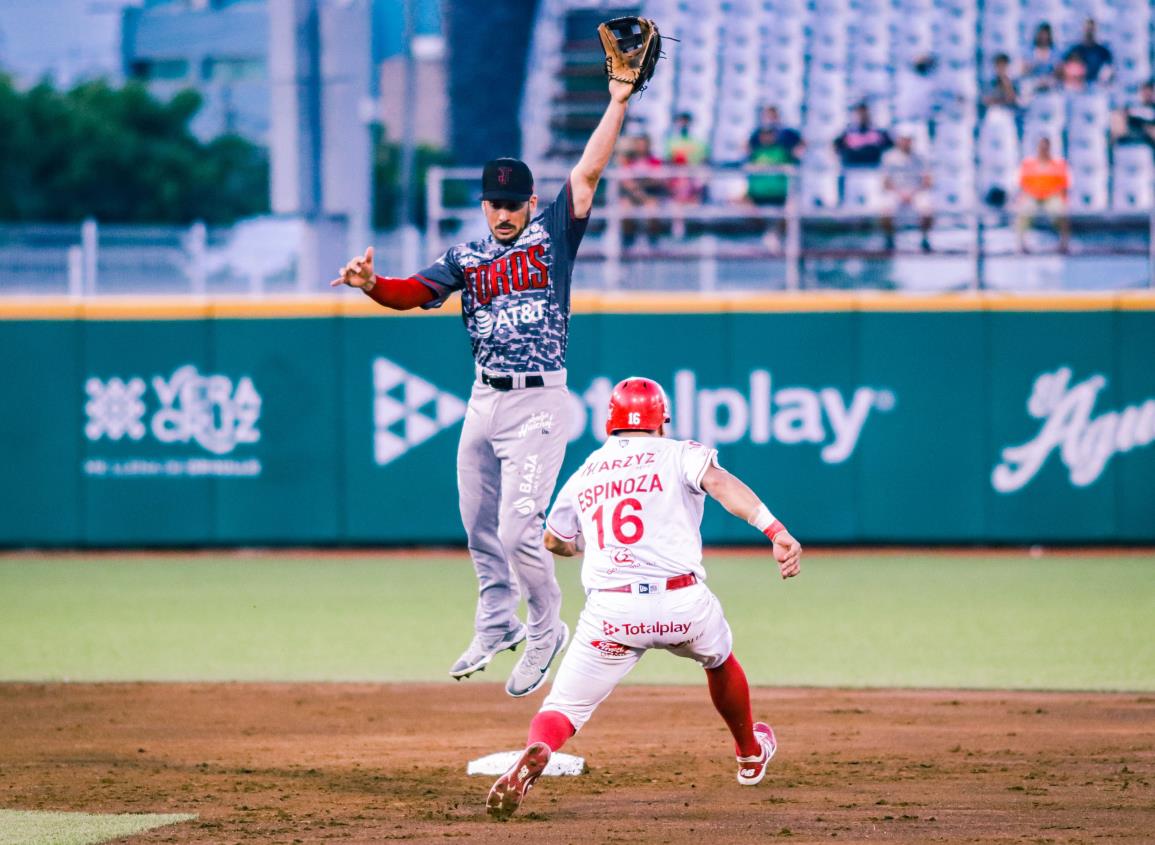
481, 373, 545, 391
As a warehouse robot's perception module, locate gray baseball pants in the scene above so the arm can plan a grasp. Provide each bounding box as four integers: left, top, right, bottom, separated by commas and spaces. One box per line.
457, 376, 571, 643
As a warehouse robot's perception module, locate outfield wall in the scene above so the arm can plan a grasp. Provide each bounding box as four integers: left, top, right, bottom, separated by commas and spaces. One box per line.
2, 293, 1153, 546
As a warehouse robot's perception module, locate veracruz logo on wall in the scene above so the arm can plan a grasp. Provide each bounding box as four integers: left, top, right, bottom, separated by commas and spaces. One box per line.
83, 364, 262, 478
371, 358, 894, 466
992, 367, 1155, 492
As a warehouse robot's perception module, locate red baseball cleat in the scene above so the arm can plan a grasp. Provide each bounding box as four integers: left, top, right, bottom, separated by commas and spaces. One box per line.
486, 742, 552, 819
736, 721, 777, 785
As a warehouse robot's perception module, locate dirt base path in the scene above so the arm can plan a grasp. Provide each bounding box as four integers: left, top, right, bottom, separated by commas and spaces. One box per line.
1, 683, 1151, 844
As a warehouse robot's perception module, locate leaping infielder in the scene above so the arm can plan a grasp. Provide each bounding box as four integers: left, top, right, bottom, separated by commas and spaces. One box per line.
331, 18, 662, 697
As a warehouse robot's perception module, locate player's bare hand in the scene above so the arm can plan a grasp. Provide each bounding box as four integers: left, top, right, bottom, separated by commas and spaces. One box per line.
330, 246, 375, 288
772, 530, 801, 579
609, 78, 634, 104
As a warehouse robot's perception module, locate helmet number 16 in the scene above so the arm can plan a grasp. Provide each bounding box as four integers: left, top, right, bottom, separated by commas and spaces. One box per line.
592, 498, 645, 549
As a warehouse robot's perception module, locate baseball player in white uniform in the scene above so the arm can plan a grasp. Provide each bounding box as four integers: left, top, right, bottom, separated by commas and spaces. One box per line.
486, 376, 802, 819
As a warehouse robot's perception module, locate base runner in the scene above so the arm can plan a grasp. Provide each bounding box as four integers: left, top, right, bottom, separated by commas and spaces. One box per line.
486, 376, 803, 819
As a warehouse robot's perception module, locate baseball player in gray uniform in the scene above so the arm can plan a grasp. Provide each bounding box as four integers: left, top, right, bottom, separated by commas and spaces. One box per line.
332, 76, 640, 697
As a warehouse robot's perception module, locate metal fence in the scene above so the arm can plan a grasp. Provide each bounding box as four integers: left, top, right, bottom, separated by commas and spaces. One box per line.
1, 165, 1153, 295
427, 165, 1155, 292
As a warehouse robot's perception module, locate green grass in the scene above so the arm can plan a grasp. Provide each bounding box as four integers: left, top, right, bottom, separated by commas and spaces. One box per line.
0, 552, 1152, 690
0, 811, 194, 845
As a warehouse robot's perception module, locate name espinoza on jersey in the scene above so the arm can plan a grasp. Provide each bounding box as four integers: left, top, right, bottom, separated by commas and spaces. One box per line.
547, 437, 719, 589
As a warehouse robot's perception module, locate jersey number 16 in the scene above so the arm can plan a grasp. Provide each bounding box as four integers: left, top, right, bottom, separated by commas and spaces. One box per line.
592, 498, 645, 549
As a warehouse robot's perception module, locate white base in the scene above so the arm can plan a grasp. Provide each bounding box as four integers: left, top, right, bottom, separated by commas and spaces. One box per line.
466, 750, 586, 777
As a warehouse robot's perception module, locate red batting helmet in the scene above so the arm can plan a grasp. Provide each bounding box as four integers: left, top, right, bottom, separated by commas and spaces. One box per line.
605, 377, 671, 436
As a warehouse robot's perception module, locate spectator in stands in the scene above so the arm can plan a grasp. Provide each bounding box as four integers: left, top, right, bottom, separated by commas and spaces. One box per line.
664, 112, 709, 206
983, 53, 1022, 112
833, 101, 894, 169
1111, 80, 1155, 149
1021, 22, 1061, 96
617, 134, 666, 249
1016, 135, 1070, 253
746, 106, 804, 206
748, 106, 804, 161
1059, 52, 1089, 93
665, 112, 710, 166
746, 106, 804, 252
1064, 18, 1113, 86
880, 128, 934, 253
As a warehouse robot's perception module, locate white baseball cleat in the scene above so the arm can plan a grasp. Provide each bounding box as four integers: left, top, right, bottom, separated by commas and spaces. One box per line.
736, 721, 777, 786
486, 741, 551, 819
505, 623, 569, 697
449, 624, 527, 680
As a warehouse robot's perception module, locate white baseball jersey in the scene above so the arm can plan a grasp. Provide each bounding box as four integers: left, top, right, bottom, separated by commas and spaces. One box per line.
546, 436, 719, 590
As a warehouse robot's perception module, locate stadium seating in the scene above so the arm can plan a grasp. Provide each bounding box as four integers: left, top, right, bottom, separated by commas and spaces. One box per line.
531, 0, 1155, 213
1112, 143, 1155, 210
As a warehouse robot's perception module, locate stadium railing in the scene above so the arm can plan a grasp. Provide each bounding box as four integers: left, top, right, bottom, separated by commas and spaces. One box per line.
2, 166, 1152, 295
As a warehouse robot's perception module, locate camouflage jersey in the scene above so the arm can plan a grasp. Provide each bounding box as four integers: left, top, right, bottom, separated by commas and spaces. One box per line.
414, 181, 589, 373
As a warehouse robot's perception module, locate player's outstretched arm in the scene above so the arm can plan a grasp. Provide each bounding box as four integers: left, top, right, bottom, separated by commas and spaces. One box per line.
569, 79, 634, 218
329, 246, 434, 310
331, 246, 376, 288
701, 465, 801, 579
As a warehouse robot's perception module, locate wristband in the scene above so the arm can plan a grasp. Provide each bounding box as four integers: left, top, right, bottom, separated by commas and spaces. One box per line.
762, 520, 787, 542
362, 275, 377, 292
747, 503, 777, 533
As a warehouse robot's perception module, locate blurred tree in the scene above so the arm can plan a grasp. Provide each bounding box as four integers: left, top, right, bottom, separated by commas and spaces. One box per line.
0, 76, 269, 224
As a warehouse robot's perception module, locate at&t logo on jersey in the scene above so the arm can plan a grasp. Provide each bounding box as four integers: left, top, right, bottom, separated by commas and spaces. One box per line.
474, 301, 548, 339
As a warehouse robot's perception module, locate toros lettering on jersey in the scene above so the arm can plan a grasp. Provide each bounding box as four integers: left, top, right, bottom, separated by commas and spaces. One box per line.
580, 451, 657, 476
466, 244, 550, 306
577, 472, 665, 512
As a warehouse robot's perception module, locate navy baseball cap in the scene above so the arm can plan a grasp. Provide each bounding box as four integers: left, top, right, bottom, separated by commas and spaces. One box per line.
481, 158, 534, 202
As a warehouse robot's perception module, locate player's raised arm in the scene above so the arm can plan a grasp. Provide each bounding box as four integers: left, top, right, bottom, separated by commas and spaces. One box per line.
701, 465, 801, 579
569, 81, 633, 218
570, 17, 663, 217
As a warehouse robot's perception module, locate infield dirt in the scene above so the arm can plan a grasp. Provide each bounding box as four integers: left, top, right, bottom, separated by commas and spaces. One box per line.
0, 683, 1151, 844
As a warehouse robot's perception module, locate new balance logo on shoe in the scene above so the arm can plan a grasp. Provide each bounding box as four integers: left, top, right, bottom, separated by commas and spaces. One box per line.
736, 721, 777, 786
486, 742, 552, 819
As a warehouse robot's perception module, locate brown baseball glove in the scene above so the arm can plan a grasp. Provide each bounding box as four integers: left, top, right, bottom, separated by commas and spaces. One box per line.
597, 16, 662, 92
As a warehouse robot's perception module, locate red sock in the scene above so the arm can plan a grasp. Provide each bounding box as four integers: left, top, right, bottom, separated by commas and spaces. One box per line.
706, 653, 759, 757
527, 710, 576, 752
